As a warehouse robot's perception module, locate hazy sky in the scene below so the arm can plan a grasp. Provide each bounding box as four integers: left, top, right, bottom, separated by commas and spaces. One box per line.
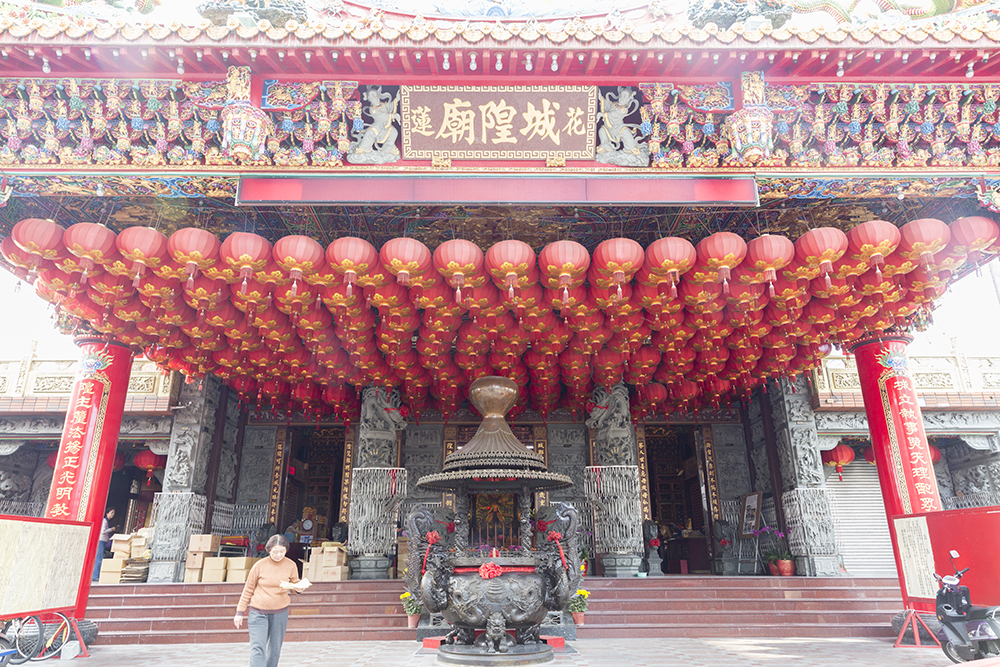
1, 262, 999, 361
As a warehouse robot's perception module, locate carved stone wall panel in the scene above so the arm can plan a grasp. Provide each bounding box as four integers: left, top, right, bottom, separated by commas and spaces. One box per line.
164, 377, 222, 494
30, 465, 52, 504
357, 386, 407, 469
401, 423, 444, 501
547, 424, 588, 506
216, 393, 241, 502
237, 426, 278, 505
31, 375, 74, 393
0, 447, 40, 502
712, 424, 750, 501
935, 459, 956, 499
587, 384, 636, 466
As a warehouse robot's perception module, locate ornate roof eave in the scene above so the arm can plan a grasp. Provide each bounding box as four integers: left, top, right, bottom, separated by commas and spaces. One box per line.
4, 1, 1000, 51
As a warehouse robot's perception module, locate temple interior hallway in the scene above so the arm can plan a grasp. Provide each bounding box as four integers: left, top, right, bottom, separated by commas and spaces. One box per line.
87, 638, 954, 667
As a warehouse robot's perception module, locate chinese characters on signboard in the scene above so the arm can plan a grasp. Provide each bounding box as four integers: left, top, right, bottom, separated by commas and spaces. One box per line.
890, 375, 941, 513
893, 515, 938, 600
400, 86, 598, 160
47, 377, 107, 522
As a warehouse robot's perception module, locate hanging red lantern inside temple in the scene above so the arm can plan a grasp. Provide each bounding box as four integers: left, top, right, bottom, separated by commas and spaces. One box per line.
696, 232, 747, 293
862, 446, 876, 465
433, 239, 486, 304
220, 232, 272, 294
168, 227, 221, 288
847, 220, 900, 281
539, 240, 590, 305
745, 234, 794, 297
794, 227, 849, 289
62, 222, 118, 284
326, 236, 379, 297
899, 218, 950, 267
485, 240, 536, 300
949, 216, 999, 265
643, 236, 697, 298
928, 443, 942, 464
273, 235, 325, 297
821, 443, 856, 481
117, 226, 169, 288
592, 238, 644, 301
133, 448, 168, 484
380, 237, 432, 287
10, 218, 65, 277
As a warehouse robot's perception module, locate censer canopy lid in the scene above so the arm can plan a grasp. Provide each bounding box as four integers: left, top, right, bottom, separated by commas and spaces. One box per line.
416, 376, 573, 491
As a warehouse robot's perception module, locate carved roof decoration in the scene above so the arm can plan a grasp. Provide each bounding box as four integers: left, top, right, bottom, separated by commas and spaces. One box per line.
2, 0, 1000, 49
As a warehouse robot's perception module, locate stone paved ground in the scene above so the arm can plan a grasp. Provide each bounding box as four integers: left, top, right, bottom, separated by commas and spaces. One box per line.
84, 637, 963, 667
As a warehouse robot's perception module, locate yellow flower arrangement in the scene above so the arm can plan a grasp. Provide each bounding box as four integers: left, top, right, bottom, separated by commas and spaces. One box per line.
400, 590, 422, 615
567, 588, 590, 612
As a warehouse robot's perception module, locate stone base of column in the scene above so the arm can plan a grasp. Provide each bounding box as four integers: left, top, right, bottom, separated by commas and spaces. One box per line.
349, 554, 392, 580
643, 552, 664, 576
148, 560, 184, 583
599, 553, 641, 578
712, 557, 739, 575
794, 555, 841, 577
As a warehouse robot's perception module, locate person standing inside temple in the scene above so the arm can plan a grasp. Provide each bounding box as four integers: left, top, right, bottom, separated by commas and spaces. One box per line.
92, 508, 116, 581
233, 535, 309, 667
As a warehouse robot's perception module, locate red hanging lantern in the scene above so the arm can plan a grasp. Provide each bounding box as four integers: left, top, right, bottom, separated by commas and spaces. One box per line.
745, 234, 794, 296
485, 240, 537, 300
847, 220, 900, 281
220, 232, 272, 294
643, 236, 697, 298
167, 227, 221, 288
273, 234, 326, 298
592, 238, 644, 301
62, 222, 119, 284
327, 236, 378, 297
899, 218, 950, 267
696, 232, 747, 293
862, 446, 876, 465
928, 443, 942, 464
380, 237, 432, 287
433, 239, 485, 303
949, 216, 999, 265
116, 226, 169, 288
10, 218, 65, 277
821, 443, 856, 481
794, 227, 849, 289
539, 240, 590, 306
133, 448, 168, 484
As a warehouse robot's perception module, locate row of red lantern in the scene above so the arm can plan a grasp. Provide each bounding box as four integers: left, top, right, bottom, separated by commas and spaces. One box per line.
823, 443, 943, 482
45, 449, 166, 483
5, 214, 998, 420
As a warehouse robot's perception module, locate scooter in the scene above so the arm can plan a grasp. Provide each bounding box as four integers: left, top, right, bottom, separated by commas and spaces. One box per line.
935, 550, 1000, 663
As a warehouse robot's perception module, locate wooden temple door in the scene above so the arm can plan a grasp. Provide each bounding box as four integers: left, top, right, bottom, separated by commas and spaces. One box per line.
645, 426, 696, 533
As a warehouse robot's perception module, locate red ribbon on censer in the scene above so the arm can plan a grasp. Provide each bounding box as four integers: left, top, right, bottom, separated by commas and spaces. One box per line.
547, 530, 567, 570
422, 530, 441, 574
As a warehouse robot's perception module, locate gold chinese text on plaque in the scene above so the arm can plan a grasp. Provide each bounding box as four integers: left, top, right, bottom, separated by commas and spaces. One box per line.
400, 86, 597, 160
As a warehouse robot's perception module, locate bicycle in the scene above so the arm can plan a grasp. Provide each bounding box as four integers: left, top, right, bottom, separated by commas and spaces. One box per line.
1, 613, 72, 663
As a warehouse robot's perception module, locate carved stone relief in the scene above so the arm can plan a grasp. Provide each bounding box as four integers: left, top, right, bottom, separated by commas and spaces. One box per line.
586, 384, 636, 466
0, 441, 25, 456
31, 375, 74, 393
935, 459, 955, 499
0, 447, 38, 501
750, 445, 771, 494
127, 376, 156, 393
30, 465, 52, 504
163, 376, 222, 494
548, 424, 588, 506
357, 386, 407, 469
712, 424, 750, 501
401, 424, 444, 501
236, 426, 278, 505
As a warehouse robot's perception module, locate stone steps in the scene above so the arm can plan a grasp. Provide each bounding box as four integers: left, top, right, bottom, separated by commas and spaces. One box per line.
87, 576, 903, 644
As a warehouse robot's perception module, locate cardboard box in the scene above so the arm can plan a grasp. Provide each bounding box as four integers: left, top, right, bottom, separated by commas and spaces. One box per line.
183, 568, 203, 583
111, 535, 132, 554
204, 557, 228, 571
201, 568, 227, 583
100, 557, 126, 572
227, 557, 259, 570
98, 571, 121, 584
131, 545, 149, 559
226, 569, 251, 583
313, 549, 346, 568
188, 534, 221, 553
186, 551, 206, 569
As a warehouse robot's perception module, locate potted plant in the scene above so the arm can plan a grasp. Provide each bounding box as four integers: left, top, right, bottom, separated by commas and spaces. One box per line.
567, 588, 590, 625
400, 590, 422, 627
577, 530, 593, 576
754, 526, 795, 576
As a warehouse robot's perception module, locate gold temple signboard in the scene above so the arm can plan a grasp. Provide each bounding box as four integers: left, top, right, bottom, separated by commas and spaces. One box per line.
400, 86, 598, 160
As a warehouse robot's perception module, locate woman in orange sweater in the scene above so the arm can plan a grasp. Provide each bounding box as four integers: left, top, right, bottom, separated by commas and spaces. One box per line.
233, 535, 304, 667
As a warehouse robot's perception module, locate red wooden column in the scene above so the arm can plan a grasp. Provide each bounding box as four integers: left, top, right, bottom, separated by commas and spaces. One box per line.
850, 333, 942, 519
45, 338, 133, 619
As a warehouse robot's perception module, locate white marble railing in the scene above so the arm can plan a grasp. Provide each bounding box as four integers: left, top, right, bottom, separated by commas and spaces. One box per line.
814, 354, 1000, 395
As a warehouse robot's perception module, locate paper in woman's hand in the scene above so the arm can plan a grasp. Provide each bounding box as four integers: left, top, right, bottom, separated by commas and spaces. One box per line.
280, 577, 311, 590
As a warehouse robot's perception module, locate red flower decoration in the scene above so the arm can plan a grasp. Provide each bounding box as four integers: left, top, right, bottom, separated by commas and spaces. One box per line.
648, 538, 660, 548
720, 539, 730, 547
479, 562, 503, 579
546, 530, 563, 542
536, 519, 552, 532
426, 531, 441, 545
399, 405, 410, 417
